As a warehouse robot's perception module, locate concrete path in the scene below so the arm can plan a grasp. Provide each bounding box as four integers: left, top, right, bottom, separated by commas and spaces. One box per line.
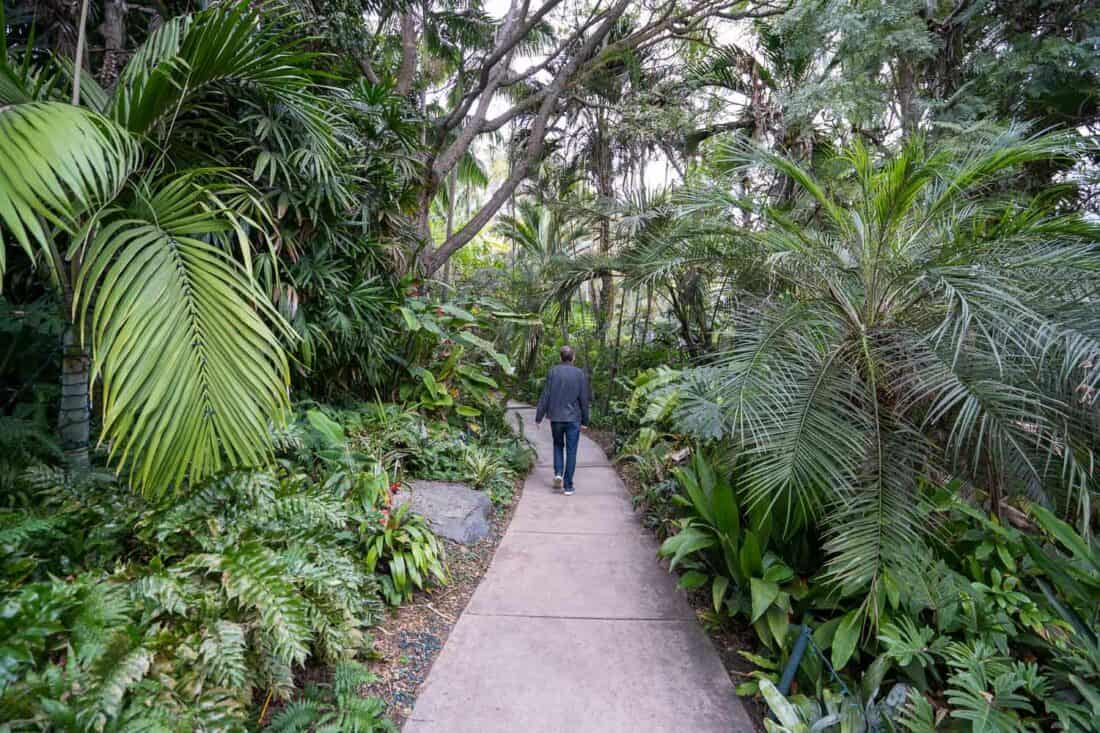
403, 405, 754, 733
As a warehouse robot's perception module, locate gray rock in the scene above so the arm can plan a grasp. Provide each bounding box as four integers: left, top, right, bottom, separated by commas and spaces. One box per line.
394, 480, 493, 544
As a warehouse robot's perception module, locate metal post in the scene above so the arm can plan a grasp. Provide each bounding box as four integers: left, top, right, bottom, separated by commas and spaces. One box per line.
777, 625, 812, 695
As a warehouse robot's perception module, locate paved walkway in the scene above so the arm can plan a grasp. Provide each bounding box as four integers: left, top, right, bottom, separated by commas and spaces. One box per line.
404, 405, 753, 733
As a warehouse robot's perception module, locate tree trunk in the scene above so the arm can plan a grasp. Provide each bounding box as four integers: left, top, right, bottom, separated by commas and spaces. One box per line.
99, 0, 127, 87
395, 11, 419, 96
59, 323, 91, 469
594, 114, 614, 340
603, 283, 627, 415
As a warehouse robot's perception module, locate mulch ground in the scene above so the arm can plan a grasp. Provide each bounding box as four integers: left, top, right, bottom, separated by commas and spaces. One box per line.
587, 429, 767, 732
363, 474, 523, 728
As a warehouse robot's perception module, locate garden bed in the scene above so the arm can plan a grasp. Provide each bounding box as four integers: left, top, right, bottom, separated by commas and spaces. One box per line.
363, 467, 525, 727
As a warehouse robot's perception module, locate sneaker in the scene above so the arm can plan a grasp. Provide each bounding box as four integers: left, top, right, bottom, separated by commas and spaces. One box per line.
553, 475, 563, 490
563, 487, 575, 496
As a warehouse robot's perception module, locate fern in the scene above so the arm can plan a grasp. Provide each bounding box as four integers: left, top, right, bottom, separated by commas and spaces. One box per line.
129, 570, 194, 620
0, 416, 60, 493
80, 639, 153, 730
189, 542, 312, 667
198, 620, 249, 689
266, 663, 393, 733
267, 700, 326, 732
70, 579, 133, 666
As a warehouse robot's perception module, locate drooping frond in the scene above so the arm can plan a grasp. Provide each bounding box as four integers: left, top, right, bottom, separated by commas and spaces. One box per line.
110, 2, 327, 140
76, 176, 292, 493
0, 102, 138, 279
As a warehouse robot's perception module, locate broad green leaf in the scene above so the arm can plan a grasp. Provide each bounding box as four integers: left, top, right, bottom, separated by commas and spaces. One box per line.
766, 604, 789, 650
306, 409, 345, 447
678, 570, 708, 590
831, 609, 862, 671
454, 331, 514, 374
456, 364, 499, 389
739, 530, 763, 581
399, 307, 421, 331
439, 302, 476, 321
759, 680, 804, 730
1030, 504, 1100, 574
750, 577, 780, 622
659, 526, 716, 571
812, 615, 843, 650
738, 650, 780, 671
712, 575, 730, 613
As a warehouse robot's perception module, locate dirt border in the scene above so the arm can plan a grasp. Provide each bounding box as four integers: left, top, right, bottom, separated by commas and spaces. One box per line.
363, 416, 530, 728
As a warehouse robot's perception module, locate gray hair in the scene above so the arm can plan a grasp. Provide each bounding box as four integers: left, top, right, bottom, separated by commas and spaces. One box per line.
560, 345, 575, 362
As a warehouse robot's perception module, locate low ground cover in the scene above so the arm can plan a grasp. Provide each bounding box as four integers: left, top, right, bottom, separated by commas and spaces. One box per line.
0, 402, 530, 731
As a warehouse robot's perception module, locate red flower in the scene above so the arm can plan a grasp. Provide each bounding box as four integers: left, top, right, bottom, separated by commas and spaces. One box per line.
390, 482, 401, 493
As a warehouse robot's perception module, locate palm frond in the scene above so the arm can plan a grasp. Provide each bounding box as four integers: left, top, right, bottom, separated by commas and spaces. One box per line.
0, 102, 138, 280
76, 176, 292, 493
110, 2, 327, 141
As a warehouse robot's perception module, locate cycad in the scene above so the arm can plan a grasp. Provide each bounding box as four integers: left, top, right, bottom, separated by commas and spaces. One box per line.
674, 130, 1100, 607
0, 2, 335, 494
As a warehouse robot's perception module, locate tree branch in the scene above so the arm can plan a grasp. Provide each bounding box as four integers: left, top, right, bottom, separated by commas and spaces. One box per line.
421, 0, 635, 273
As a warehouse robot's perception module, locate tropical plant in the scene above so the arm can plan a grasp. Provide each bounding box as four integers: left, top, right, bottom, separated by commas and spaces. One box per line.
671, 130, 1100, 606
0, 459, 389, 729
0, 2, 354, 493
365, 503, 448, 605
657, 451, 807, 654
265, 661, 395, 732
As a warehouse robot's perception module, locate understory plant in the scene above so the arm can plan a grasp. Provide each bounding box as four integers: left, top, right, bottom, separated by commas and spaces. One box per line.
365, 504, 447, 606
0, 1, 344, 492
0, 463, 386, 730
0, 397, 528, 730
649, 444, 1100, 730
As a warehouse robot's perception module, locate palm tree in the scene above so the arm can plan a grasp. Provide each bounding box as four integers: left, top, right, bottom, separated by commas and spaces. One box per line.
543, 187, 745, 358
495, 198, 590, 270
674, 130, 1100, 605
0, 2, 337, 493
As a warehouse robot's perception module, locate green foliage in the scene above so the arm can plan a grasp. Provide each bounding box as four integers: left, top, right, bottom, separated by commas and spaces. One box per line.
0, 459, 391, 728
657, 451, 807, 656
0, 1, 348, 494
266, 662, 394, 732
0, 394, 537, 731
365, 505, 448, 606
394, 295, 538, 421
673, 132, 1100, 598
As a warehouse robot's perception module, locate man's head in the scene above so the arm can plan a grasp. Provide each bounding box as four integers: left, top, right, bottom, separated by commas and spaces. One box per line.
560, 345, 575, 363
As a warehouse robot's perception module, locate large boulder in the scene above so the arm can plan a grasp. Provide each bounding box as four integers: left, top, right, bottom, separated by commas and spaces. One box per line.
394, 480, 493, 545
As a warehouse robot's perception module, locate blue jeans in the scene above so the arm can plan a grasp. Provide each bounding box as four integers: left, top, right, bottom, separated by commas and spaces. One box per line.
551, 421, 581, 490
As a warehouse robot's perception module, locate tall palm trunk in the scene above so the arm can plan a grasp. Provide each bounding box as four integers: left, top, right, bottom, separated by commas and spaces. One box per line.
594, 116, 614, 341
58, 0, 93, 469
60, 319, 91, 468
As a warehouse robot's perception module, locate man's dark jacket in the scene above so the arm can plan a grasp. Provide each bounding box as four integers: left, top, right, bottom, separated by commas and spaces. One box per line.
535, 363, 590, 425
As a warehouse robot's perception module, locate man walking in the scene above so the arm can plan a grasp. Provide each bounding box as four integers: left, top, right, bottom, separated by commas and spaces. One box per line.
535, 346, 590, 496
